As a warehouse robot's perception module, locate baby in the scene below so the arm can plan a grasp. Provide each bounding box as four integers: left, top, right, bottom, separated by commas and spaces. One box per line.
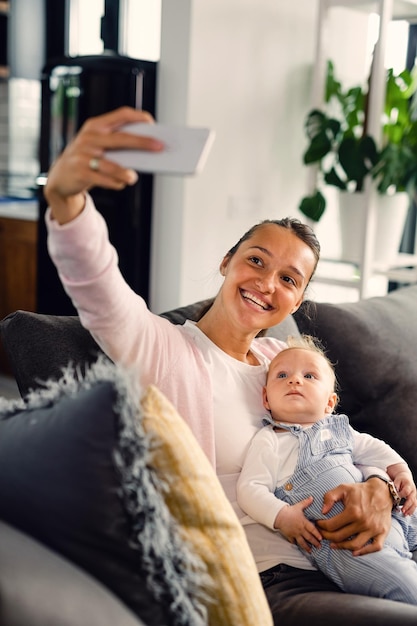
237, 335, 417, 604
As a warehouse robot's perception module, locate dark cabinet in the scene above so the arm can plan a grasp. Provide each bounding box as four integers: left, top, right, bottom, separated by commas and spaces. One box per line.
36, 54, 157, 315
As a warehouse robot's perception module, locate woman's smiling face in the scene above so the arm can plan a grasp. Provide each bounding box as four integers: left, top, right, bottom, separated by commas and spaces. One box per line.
218, 223, 317, 333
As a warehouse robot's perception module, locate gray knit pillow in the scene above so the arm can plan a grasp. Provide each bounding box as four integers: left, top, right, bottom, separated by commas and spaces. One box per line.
0, 359, 208, 626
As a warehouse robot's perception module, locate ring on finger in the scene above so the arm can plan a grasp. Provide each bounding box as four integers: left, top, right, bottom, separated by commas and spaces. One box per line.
89, 157, 100, 171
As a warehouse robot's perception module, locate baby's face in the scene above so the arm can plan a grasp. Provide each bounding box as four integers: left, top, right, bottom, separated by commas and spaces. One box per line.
264, 348, 337, 425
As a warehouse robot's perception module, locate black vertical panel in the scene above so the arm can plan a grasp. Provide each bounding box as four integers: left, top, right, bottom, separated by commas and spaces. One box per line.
400, 24, 417, 255
45, 0, 67, 60
37, 54, 157, 314
389, 25, 417, 291
101, 0, 120, 52
0, 13, 7, 67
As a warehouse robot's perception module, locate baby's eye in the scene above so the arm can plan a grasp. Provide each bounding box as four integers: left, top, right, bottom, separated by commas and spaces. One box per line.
277, 372, 287, 379
304, 373, 315, 379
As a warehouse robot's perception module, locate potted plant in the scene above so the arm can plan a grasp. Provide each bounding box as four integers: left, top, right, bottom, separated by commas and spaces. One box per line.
299, 60, 417, 264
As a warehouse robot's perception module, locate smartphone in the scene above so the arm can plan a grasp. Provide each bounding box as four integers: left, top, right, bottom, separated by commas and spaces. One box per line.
105, 123, 215, 176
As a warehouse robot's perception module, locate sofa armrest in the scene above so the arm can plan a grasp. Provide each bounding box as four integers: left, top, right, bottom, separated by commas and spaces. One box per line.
0, 519, 145, 626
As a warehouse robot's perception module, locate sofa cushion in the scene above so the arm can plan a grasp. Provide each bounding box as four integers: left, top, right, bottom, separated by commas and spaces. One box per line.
293, 284, 417, 478
0, 302, 299, 398
0, 311, 103, 397
0, 359, 273, 626
0, 520, 145, 626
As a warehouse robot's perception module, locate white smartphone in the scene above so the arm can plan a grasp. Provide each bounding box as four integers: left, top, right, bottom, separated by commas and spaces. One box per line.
105, 123, 215, 176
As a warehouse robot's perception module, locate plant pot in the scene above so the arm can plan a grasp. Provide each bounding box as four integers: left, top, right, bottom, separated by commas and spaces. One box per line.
338, 191, 409, 266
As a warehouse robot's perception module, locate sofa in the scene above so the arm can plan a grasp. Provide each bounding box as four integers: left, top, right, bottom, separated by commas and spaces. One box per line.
1, 283, 417, 625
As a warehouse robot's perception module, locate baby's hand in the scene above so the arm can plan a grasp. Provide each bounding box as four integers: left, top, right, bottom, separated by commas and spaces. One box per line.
394, 471, 417, 516
274, 496, 322, 553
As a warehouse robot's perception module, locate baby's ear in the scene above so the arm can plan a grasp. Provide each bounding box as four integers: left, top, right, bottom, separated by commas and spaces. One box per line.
325, 392, 338, 414
262, 386, 270, 411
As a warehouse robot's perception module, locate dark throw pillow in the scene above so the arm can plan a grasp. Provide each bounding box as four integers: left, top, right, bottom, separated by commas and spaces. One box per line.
0, 360, 208, 626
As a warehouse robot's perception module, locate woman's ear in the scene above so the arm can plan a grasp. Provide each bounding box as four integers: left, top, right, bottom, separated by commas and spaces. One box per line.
290, 296, 304, 315
219, 255, 230, 276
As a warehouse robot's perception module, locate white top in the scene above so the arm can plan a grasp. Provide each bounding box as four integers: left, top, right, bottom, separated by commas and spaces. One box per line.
184, 322, 317, 571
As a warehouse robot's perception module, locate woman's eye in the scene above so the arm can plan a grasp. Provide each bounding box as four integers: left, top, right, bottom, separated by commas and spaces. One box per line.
249, 256, 263, 266
282, 275, 296, 287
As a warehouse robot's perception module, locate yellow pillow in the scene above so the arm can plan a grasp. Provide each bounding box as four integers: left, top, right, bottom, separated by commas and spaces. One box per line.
141, 384, 273, 626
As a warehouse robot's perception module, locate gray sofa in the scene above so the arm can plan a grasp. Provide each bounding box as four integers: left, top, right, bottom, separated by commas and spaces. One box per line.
1, 283, 417, 625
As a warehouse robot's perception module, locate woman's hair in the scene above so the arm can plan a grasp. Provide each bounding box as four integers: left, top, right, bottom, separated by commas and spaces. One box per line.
225, 217, 321, 282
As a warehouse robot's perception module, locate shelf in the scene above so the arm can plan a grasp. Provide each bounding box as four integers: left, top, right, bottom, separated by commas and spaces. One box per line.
314, 254, 417, 289
326, 0, 417, 20
310, 0, 417, 299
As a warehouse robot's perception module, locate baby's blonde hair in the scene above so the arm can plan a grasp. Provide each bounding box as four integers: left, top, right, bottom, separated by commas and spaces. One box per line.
271, 333, 340, 400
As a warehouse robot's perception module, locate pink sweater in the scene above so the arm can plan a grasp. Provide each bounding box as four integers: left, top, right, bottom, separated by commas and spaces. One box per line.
46, 196, 282, 467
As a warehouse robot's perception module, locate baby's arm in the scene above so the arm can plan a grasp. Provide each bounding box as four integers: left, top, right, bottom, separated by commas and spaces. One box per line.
274, 499, 322, 553
387, 462, 417, 515
237, 428, 322, 551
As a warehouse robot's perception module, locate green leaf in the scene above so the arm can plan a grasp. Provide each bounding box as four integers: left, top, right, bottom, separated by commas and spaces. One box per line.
324, 168, 347, 189
337, 136, 377, 190
299, 191, 326, 222
303, 134, 332, 163
303, 109, 341, 164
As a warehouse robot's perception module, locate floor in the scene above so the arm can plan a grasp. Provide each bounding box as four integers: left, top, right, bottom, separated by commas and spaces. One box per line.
0, 374, 20, 400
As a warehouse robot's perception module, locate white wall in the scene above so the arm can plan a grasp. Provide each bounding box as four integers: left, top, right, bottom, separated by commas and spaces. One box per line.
149, 0, 370, 312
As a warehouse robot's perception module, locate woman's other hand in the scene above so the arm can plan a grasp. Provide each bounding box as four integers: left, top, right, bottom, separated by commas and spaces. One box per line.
316, 478, 392, 556
44, 107, 164, 224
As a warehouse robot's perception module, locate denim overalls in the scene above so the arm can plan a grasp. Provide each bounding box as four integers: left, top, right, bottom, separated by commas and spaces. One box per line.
272, 415, 417, 604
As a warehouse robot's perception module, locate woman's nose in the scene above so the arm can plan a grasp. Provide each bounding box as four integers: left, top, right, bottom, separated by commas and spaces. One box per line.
256, 272, 276, 292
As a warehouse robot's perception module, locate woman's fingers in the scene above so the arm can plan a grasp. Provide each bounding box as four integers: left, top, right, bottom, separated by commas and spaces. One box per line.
81, 106, 155, 133
78, 107, 164, 152
44, 106, 166, 224
83, 155, 138, 189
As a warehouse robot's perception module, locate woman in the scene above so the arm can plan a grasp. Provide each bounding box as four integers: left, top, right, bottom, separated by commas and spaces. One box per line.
44, 106, 396, 620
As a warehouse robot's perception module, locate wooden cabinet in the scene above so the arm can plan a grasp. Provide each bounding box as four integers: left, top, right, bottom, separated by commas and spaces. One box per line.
0, 216, 37, 374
